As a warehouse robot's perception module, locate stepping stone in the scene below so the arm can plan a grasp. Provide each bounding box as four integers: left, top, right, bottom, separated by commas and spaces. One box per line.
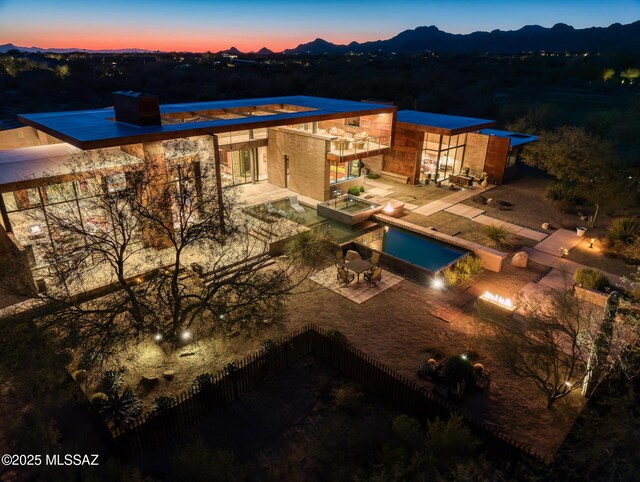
163, 370, 176, 380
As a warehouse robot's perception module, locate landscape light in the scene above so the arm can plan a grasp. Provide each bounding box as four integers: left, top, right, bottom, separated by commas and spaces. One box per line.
461, 354, 468, 360
154, 333, 162, 342
565, 381, 571, 387
589, 238, 595, 248
181, 330, 192, 341
431, 277, 444, 289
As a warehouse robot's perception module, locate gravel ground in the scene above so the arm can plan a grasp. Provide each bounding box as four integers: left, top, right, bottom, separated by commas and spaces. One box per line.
94, 261, 581, 462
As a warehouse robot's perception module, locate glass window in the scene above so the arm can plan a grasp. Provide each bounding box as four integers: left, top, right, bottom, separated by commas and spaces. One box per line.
45, 182, 75, 204
106, 173, 127, 193
2, 192, 18, 212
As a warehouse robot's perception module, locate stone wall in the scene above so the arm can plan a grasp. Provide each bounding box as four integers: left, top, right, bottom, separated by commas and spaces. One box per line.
464, 133, 489, 176
267, 128, 329, 201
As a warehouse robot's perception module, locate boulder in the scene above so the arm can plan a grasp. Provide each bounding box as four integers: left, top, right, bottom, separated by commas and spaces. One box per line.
511, 251, 528, 268
162, 370, 176, 380
141, 375, 159, 387
541, 222, 550, 230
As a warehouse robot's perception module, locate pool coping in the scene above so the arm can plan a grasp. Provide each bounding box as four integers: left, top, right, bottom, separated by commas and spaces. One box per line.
373, 213, 507, 272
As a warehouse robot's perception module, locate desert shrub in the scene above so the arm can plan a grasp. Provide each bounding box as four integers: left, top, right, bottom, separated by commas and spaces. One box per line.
192, 373, 215, 390
326, 328, 350, 345
574, 268, 610, 292
348, 186, 361, 196
442, 356, 475, 389
608, 217, 640, 244
331, 383, 364, 412
546, 182, 578, 202
284, 227, 332, 267
418, 360, 437, 377
471, 194, 487, 205
366, 172, 381, 179
482, 224, 514, 250
442, 255, 483, 287
97, 369, 123, 394
360, 185, 365, 192
261, 338, 277, 352
426, 416, 480, 469
98, 387, 142, 429
151, 395, 174, 414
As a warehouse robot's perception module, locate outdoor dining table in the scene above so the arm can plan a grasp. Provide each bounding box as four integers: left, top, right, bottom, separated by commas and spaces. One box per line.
344, 258, 373, 283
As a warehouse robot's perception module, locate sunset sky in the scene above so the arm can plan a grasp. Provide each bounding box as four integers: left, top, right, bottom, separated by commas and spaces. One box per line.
1, 0, 639, 52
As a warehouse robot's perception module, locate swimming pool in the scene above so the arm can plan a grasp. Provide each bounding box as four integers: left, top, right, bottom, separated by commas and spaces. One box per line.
381, 227, 467, 272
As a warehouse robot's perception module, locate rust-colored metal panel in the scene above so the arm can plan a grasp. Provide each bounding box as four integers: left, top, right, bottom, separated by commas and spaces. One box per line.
484, 136, 510, 185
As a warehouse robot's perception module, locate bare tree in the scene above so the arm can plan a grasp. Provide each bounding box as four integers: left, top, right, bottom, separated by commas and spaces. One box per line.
476, 286, 596, 408
8, 139, 329, 365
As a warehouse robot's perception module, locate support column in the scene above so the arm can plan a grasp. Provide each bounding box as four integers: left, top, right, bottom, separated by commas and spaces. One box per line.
141, 141, 174, 249
211, 135, 226, 232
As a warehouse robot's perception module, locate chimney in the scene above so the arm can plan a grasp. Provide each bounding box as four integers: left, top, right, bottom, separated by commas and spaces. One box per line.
112, 91, 161, 126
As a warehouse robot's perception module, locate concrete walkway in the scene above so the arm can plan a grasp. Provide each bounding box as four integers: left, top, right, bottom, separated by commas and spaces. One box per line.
533, 228, 583, 255
522, 247, 629, 289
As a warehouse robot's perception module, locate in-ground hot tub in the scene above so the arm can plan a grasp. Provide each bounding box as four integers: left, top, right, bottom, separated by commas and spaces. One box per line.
317, 195, 381, 225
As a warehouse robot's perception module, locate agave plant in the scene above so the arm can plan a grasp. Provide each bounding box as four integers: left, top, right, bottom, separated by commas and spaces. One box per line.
192, 373, 215, 391
482, 224, 514, 250
98, 387, 143, 429
608, 217, 640, 244
150, 395, 174, 414
97, 369, 124, 395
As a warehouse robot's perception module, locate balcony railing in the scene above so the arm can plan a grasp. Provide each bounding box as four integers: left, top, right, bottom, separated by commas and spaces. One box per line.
327, 135, 390, 159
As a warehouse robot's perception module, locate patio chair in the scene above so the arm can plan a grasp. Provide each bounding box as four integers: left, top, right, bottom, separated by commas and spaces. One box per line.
336, 265, 354, 285
345, 250, 362, 262
364, 266, 382, 286
369, 251, 380, 268
335, 250, 346, 265
265, 201, 277, 214
288, 195, 305, 214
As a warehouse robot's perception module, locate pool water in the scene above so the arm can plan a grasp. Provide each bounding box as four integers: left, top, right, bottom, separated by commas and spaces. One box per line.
269, 199, 373, 243
381, 227, 466, 271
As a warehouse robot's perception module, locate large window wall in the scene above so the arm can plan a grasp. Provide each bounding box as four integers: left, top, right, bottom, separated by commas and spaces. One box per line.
329, 160, 361, 184
420, 133, 467, 182
220, 146, 267, 187
0, 174, 131, 274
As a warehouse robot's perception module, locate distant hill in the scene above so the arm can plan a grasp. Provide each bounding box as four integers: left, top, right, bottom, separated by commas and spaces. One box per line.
3, 21, 639, 56
0, 42, 152, 54
283, 21, 640, 54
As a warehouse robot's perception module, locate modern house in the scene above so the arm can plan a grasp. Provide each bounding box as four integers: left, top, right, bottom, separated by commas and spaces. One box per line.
381, 111, 536, 185
0, 93, 535, 291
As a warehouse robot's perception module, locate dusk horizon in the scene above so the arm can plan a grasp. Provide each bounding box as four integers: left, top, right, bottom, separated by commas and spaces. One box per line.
1, 0, 639, 52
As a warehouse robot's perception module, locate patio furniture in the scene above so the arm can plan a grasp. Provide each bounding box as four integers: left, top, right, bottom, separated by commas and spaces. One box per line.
449, 174, 473, 187
333, 138, 351, 152
369, 251, 380, 268
335, 250, 345, 265
265, 201, 288, 218
336, 265, 354, 285
288, 196, 305, 214
345, 250, 362, 262
364, 266, 382, 286
345, 258, 373, 283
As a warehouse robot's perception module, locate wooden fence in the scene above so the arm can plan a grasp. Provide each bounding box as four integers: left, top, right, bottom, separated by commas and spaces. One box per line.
110, 324, 543, 467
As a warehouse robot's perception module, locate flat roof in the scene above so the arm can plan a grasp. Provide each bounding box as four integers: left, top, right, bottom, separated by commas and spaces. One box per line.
18, 96, 395, 150
396, 110, 495, 135
479, 129, 538, 148
0, 143, 141, 190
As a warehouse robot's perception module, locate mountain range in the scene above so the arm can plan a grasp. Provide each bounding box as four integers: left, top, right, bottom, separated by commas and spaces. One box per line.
2, 21, 639, 55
